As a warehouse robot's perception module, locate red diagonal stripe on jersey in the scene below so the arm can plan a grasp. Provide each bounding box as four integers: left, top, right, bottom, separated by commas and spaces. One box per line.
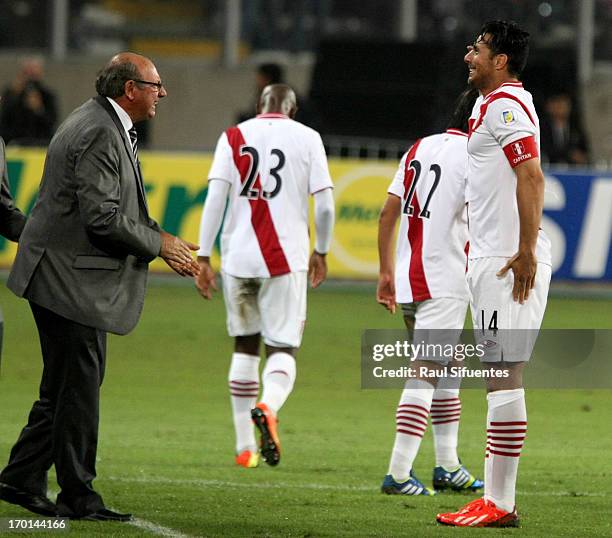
470, 92, 536, 136
402, 140, 422, 192
407, 196, 431, 301
226, 126, 290, 276
402, 140, 430, 301
401, 140, 431, 301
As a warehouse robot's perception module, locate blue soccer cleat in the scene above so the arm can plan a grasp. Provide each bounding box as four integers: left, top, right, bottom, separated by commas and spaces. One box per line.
433, 464, 484, 492
381, 471, 436, 496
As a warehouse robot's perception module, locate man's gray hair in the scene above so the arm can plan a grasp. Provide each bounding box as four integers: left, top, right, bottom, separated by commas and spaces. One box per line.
95, 61, 141, 98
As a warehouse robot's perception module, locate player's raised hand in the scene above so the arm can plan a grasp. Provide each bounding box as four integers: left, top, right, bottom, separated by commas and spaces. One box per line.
308, 251, 327, 288
195, 256, 218, 299
497, 250, 537, 304
376, 272, 396, 314
159, 230, 199, 265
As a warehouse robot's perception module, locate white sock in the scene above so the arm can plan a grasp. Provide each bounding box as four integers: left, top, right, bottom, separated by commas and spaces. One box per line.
228, 352, 260, 453
431, 387, 461, 469
485, 388, 527, 513
260, 352, 296, 415
387, 379, 435, 482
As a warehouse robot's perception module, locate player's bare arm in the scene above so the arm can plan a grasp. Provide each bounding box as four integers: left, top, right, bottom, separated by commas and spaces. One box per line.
497, 158, 544, 304
195, 255, 218, 299
377, 194, 401, 313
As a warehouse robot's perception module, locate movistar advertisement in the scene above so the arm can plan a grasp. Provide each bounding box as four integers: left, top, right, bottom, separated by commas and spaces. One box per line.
2, 149, 610, 281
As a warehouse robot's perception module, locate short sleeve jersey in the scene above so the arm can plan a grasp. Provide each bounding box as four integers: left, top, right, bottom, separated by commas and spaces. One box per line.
388, 129, 470, 303
466, 82, 552, 265
208, 113, 333, 278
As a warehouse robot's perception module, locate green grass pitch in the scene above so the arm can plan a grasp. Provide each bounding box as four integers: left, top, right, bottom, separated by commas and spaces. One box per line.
0, 280, 611, 537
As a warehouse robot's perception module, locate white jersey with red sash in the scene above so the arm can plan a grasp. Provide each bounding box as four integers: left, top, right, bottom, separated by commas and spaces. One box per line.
388, 129, 470, 303
467, 82, 551, 264
208, 113, 333, 278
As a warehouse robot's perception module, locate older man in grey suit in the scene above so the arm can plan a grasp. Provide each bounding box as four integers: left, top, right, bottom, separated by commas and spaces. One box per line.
0, 52, 199, 521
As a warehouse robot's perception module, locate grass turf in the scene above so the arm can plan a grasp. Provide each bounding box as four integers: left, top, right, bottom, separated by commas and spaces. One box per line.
0, 281, 611, 537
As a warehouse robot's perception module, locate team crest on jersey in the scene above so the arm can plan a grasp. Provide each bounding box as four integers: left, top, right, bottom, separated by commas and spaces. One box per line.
501, 109, 517, 125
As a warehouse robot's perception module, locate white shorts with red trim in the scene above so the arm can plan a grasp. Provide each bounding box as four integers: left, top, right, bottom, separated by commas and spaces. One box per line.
467, 256, 551, 362
222, 271, 307, 348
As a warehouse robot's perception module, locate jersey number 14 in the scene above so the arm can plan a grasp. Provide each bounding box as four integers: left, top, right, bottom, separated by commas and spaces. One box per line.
403, 159, 441, 219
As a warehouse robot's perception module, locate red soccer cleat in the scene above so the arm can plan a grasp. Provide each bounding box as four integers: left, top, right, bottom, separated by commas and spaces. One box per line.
436, 498, 519, 527
235, 449, 259, 468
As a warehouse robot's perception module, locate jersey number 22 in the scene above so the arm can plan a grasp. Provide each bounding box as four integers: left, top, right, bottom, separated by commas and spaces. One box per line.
402, 159, 441, 219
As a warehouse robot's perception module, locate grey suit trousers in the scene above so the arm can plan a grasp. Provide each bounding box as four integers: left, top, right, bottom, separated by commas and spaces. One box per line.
0, 302, 106, 516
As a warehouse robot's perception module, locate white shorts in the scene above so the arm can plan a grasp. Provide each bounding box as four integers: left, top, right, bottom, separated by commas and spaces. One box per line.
467, 257, 552, 362
411, 297, 468, 330
222, 271, 307, 348
400, 297, 468, 363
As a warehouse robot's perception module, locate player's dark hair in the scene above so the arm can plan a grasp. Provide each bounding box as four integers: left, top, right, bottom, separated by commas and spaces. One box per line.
258, 63, 284, 84
95, 61, 142, 98
447, 88, 479, 133
479, 20, 530, 77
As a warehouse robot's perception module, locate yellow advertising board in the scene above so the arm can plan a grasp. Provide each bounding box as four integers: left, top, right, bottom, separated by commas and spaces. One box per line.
2, 148, 396, 279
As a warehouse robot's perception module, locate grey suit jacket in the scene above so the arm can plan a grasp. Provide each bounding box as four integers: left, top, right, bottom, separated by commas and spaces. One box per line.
7, 96, 162, 335
0, 137, 27, 241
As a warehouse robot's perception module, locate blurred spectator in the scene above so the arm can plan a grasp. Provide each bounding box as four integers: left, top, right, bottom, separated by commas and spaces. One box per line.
539, 93, 589, 166
236, 63, 320, 130
0, 57, 58, 146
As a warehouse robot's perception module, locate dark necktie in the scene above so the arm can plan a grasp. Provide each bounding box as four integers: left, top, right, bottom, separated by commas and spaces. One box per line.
128, 126, 139, 162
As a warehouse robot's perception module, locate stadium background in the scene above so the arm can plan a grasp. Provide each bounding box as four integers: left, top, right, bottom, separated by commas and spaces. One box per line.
1, 1, 611, 536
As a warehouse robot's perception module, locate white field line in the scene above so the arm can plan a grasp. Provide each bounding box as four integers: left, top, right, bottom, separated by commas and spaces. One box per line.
127, 516, 193, 538
48, 490, 190, 537
107, 475, 606, 497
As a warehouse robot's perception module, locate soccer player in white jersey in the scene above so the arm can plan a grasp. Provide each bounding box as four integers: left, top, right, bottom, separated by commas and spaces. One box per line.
195, 84, 335, 468
377, 88, 483, 496
436, 21, 552, 528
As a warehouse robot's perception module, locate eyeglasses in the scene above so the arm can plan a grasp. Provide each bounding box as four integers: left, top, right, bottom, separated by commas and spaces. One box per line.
132, 79, 164, 91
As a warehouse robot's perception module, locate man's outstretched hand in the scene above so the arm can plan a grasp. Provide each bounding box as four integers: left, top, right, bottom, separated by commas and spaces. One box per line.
160, 230, 200, 277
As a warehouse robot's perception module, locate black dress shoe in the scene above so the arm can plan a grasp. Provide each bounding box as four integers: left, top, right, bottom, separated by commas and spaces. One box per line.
0, 482, 57, 517
79, 508, 133, 522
